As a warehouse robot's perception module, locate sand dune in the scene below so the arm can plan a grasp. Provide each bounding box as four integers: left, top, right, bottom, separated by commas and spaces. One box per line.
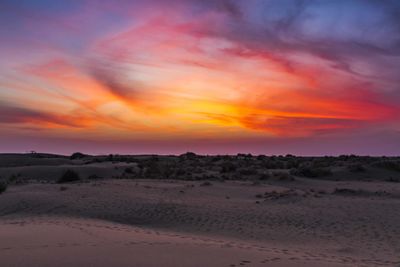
0, 217, 359, 267
1, 178, 399, 267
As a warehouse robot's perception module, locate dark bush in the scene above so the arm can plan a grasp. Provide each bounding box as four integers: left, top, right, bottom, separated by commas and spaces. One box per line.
0, 181, 8, 194
291, 166, 332, 178
272, 171, 295, 181
210, 156, 221, 162
8, 174, 23, 184
70, 152, 87, 160
372, 160, 400, 172
175, 168, 186, 176
264, 160, 286, 169
386, 177, 400, 183
58, 170, 80, 183
285, 159, 300, 169
140, 160, 177, 179
338, 155, 357, 161
238, 168, 257, 176
257, 155, 267, 161
258, 172, 270, 180
179, 152, 197, 160
220, 162, 237, 173
237, 153, 252, 158
87, 174, 102, 180
333, 188, 358, 195
347, 164, 366, 173
124, 167, 134, 174
200, 181, 212, 186
142, 161, 162, 178
161, 164, 175, 179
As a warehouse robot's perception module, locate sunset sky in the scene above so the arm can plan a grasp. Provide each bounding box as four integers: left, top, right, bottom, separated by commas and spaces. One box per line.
1, 0, 399, 155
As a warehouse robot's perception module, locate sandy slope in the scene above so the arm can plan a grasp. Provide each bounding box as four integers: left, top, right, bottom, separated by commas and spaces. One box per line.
0, 217, 356, 267
1, 179, 400, 266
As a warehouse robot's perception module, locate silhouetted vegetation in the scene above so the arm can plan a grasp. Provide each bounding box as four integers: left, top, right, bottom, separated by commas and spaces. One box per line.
8, 173, 24, 184
124, 167, 134, 174
334, 188, 358, 195
372, 160, 400, 172
87, 174, 102, 180
290, 166, 332, 178
70, 152, 87, 160
2, 153, 400, 183
386, 177, 400, 183
348, 164, 366, 173
0, 181, 7, 194
272, 171, 295, 181
179, 152, 197, 160
258, 172, 270, 180
58, 170, 80, 183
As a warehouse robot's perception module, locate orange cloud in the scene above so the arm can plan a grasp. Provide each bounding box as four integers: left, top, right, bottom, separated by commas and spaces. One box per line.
2, 4, 398, 143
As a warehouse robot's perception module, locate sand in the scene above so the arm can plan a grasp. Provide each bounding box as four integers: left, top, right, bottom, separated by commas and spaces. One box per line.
1, 179, 400, 267
0, 217, 351, 267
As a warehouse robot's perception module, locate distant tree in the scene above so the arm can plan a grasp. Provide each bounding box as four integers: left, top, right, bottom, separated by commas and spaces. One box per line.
107, 154, 114, 161
179, 152, 197, 160
70, 152, 86, 160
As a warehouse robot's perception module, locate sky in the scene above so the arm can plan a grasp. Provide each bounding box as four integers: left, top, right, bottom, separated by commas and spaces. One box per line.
0, 0, 399, 155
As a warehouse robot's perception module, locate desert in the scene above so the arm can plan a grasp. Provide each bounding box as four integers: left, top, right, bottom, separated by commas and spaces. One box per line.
2, 0, 400, 266
1, 153, 399, 267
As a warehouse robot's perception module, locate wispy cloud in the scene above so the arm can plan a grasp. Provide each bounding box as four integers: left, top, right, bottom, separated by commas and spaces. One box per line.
0, 0, 399, 153
0, 102, 90, 128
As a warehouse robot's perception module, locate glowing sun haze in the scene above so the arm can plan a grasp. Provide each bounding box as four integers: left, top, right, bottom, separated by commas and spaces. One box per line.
1, 0, 399, 155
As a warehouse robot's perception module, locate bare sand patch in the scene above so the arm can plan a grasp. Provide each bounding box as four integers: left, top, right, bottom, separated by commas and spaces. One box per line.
1, 179, 399, 266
